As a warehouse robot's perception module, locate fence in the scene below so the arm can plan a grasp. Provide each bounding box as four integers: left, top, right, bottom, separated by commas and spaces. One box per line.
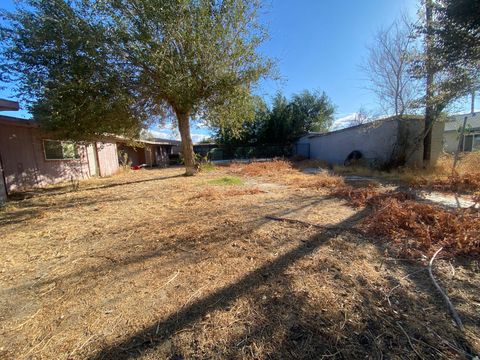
293, 143, 310, 158
196, 144, 294, 161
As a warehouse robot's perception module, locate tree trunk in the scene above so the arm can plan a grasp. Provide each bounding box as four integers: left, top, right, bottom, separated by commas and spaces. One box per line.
176, 111, 197, 176
423, 0, 434, 166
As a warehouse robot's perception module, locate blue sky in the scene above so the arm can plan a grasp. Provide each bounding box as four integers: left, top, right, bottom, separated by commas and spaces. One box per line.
0, 0, 476, 141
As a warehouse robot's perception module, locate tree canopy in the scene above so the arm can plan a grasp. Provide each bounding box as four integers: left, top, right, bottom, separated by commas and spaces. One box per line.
435, 0, 480, 70
0, 0, 145, 140
1, 0, 272, 174
215, 90, 335, 147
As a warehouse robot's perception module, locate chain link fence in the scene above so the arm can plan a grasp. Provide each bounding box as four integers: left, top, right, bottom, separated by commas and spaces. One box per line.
194, 144, 294, 161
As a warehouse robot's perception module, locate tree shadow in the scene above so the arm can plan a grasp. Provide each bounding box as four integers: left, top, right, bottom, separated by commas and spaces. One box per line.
89, 211, 366, 360
7, 173, 183, 201
86, 203, 477, 360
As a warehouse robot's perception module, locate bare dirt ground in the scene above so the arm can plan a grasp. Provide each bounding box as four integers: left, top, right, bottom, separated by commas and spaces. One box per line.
0, 165, 479, 359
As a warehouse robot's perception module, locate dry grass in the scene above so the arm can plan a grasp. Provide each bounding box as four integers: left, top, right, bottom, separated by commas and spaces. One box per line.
293, 159, 330, 169
399, 153, 480, 193
408, 171, 480, 193
333, 152, 480, 194
190, 186, 265, 200
229, 159, 294, 177
0, 166, 479, 359
284, 172, 346, 190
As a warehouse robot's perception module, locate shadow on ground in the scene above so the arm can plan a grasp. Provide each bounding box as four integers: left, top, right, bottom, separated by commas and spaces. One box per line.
87, 206, 476, 360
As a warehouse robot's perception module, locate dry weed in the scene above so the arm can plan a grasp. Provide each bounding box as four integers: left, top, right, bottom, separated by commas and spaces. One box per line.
330, 183, 479, 258
230, 160, 293, 177
409, 172, 480, 193
288, 173, 345, 189
400, 153, 480, 193
330, 184, 382, 207
293, 159, 330, 169
362, 198, 480, 258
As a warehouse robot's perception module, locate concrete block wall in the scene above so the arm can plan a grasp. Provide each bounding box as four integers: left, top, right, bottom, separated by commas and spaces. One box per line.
298, 119, 400, 167
297, 117, 444, 168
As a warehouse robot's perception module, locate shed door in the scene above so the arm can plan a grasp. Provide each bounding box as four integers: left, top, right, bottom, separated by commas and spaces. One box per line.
87, 144, 98, 176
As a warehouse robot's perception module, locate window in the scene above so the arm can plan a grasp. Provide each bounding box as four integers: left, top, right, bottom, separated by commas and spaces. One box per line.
461, 133, 480, 152
474, 134, 480, 150
43, 140, 79, 160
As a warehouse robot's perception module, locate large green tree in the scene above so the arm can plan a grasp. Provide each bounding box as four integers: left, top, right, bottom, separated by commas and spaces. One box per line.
0, 0, 146, 140
435, 0, 480, 70
410, 0, 478, 164
1, 0, 272, 175
216, 90, 335, 147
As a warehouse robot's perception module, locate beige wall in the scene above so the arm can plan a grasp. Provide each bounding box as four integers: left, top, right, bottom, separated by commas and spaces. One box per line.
431, 121, 445, 162
444, 132, 459, 153
96, 142, 119, 177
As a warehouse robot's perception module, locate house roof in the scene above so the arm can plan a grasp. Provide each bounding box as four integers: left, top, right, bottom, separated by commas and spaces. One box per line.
0, 115, 37, 128
301, 115, 424, 140
0, 99, 20, 112
444, 112, 480, 132
0, 116, 182, 145
148, 138, 181, 146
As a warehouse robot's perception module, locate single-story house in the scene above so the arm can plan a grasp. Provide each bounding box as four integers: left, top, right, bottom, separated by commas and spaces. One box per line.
0, 114, 120, 194
443, 111, 480, 153
117, 138, 181, 168
193, 143, 218, 158
0, 98, 20, 112
0, 108, 181, 200
295, 116, 444, 168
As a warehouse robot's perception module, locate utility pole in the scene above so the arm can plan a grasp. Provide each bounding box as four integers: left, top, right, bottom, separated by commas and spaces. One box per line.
472, 89, 475, 115
423, 0, 434, 166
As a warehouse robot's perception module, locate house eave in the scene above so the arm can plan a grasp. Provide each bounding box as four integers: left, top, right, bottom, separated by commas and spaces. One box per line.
0, 99, 20, 112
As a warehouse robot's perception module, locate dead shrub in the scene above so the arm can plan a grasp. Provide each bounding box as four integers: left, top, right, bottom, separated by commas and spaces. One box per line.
330, 182, 479, 258
330, 184, 382, 207
293, 159, 330, 169
362, 199, 480, 258
409, 172, 480, 193
231, 160, 293, 177
291, 173, 345, 189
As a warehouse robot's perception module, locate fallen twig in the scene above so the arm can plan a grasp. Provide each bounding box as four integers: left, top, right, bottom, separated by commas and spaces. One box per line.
397, 323, 424, 360
428, 247, 464, 331
386, 268, 425, 306
159, 270, 180, 291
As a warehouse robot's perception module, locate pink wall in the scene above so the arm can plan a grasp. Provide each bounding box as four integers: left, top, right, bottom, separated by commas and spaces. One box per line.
0, 117, 119, 192
0, 164, 6, 202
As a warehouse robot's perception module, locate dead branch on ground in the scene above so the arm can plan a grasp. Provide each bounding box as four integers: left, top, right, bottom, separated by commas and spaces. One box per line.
428, 247, 464, 331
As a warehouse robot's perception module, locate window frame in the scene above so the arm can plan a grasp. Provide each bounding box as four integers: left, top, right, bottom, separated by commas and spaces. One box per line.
42, 139, 80, 161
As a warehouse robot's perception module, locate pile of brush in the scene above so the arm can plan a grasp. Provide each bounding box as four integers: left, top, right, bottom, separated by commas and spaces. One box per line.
230, 160, 293, 177
333, 184, 480, 258
410, 171, 480, 193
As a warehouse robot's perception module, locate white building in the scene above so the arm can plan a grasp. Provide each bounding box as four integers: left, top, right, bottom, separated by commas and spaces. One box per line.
296, 116, 444, 168
443, 112, 480, 153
